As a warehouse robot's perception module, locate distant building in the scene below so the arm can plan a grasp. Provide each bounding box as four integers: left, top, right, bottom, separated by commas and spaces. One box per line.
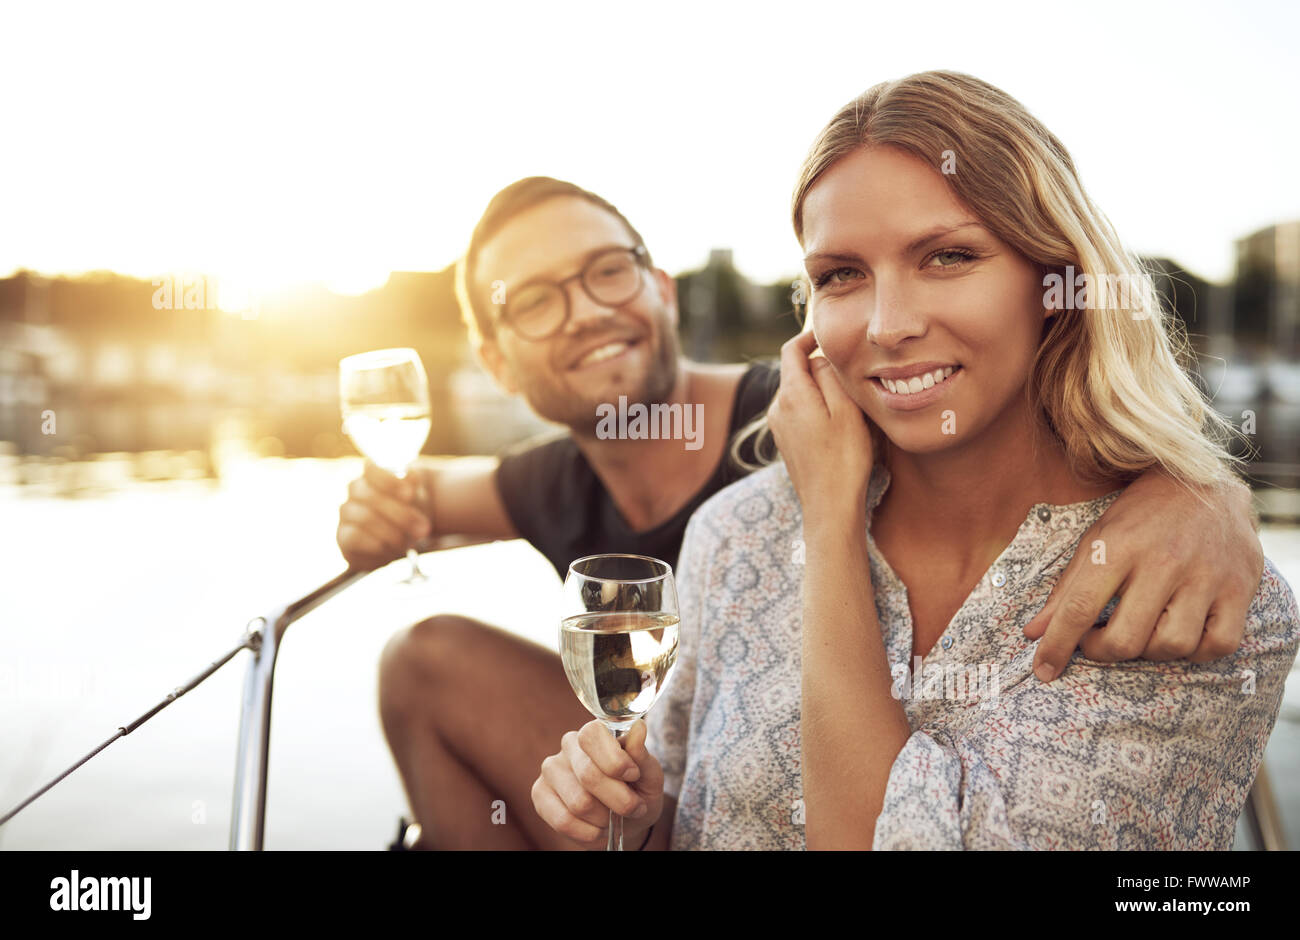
1234, 221, 1300, 355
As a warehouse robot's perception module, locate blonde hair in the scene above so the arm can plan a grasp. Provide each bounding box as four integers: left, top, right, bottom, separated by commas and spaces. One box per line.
732, 70, 1244, 489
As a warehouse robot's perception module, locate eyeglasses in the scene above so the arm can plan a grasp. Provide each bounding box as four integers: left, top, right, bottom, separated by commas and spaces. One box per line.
497, 245, 650, 341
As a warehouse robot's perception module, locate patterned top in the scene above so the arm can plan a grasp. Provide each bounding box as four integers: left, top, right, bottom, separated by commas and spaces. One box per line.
645, 460, 1300, 850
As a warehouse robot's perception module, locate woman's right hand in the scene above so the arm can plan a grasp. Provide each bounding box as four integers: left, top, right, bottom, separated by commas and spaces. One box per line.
336, 460, 432, 570
532, 718, 664, 849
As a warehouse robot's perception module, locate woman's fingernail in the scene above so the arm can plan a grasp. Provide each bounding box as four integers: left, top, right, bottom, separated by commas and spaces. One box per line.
623, 767, 640, 782
632, 805, 649, 818
1035, 662, 1058, 683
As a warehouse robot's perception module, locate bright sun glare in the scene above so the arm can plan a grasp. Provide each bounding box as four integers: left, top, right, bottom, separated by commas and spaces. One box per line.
1, 2, 1297, 292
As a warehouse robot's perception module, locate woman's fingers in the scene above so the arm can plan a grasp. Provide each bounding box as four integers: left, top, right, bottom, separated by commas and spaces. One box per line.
532, 719, 665, 848
564, 727, 648, 819
778, 330, 826, 406
619, 720, 664, 795
808, 354, 860, 420
538, 752, 618, 830
530, 775, 607, 847
577, 720, 641, 781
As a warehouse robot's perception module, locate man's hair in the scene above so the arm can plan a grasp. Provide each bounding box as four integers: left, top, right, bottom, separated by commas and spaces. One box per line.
454, 176, 653, 347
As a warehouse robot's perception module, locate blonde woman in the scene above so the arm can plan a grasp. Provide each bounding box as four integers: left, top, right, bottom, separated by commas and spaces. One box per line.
532, 72, 1300, 850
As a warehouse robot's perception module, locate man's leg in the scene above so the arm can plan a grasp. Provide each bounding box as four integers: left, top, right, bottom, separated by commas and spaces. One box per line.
378, 614, 592, 849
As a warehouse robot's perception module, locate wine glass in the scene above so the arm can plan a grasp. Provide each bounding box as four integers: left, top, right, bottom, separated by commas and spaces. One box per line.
559, 554, 680, 851
339, 347, 432, 583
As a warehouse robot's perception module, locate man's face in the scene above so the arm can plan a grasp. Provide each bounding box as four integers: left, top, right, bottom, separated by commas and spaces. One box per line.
473, 197, 681, 433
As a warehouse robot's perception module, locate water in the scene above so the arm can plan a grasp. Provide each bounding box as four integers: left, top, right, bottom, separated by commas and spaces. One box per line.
0, 456, 564, 850
1, 457, 1298, 849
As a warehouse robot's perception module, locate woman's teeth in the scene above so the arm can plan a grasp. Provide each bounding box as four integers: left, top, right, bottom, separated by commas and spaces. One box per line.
882, 366, 955, 395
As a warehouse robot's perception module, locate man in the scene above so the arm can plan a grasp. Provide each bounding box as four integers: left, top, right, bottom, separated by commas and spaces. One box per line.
336, 177, 1264, 850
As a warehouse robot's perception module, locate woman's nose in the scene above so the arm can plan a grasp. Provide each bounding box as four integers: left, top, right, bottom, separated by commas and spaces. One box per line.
866, 280, 925, 347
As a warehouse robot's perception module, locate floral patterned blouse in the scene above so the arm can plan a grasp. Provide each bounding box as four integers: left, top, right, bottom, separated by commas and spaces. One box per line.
645, 460, 1300, 850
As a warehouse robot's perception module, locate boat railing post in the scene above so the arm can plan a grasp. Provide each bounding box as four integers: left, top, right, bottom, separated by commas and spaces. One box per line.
229, 569, 368, 851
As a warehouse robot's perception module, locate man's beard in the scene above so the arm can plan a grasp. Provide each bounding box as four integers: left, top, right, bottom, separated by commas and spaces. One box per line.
518, 329, 681, 435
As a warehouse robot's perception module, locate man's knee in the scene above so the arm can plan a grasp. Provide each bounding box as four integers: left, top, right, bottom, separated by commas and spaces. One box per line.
378, 613, 481, 723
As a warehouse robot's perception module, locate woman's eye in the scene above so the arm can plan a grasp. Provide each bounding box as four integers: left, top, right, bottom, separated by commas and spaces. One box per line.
928, 249, 976, 268
813, 267, 862, 289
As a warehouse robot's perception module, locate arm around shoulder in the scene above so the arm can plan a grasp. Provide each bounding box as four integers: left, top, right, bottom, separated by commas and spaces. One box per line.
874, 561, 1299, 850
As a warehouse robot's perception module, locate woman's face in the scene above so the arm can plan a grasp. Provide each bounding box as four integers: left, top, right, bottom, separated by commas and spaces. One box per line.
801, 145, 1051, 456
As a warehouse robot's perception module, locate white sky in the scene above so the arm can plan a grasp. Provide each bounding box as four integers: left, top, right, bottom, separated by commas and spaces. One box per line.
1, 0, 1297, 298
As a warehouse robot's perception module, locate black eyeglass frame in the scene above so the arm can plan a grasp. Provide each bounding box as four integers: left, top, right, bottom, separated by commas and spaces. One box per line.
495, 244, 651, 341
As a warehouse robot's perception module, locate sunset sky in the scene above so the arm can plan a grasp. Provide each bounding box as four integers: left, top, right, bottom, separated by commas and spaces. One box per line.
2, 0, 1297, 302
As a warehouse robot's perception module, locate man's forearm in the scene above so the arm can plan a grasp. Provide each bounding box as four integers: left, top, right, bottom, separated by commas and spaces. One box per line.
412, 456, 519, 541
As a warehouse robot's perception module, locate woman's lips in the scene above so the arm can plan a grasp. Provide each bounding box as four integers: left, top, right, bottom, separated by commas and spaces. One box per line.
871, 365, 962, 410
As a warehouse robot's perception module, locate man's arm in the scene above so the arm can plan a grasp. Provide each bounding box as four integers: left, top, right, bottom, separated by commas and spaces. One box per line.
1024, 469, 1263, 679
417, 456, 519, 545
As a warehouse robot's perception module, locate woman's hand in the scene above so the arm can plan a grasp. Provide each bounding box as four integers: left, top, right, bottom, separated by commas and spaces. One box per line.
767, 329, 875, 522
531, 719, 663, 849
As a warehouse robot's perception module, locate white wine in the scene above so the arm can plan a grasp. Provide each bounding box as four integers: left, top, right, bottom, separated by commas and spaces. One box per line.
560, 612, 680, 728
342, 405, 432, 474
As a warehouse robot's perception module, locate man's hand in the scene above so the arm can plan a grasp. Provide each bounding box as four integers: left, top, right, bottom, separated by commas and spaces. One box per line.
1023, 470, 1263, 680
336, 460, 431, 571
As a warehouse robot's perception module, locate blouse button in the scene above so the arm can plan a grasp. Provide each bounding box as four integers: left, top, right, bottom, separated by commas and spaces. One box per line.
940, 635, 954, 651
1037, 507, 1051, 522
991, 570, 1007, 588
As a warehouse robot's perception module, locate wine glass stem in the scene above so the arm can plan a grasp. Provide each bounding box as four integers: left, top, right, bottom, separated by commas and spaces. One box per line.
396, 466, 427, 582
608, 726, 627, 851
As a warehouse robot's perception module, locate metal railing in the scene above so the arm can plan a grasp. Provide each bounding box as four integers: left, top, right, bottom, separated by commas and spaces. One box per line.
228, 568, 368, 851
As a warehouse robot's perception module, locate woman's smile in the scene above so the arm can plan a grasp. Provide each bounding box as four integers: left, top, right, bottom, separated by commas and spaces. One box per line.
869, 363, 963, 411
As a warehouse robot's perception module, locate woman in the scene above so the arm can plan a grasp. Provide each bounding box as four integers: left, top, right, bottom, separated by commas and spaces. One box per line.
531, 71, 1299, 850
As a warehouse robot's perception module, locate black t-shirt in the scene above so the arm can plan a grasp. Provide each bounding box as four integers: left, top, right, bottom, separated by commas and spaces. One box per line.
495, 360, 781, 578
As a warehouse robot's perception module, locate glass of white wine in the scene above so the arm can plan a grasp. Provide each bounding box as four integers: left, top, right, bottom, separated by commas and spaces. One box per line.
560, 554, 680, 851
339, 347, 433, 584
